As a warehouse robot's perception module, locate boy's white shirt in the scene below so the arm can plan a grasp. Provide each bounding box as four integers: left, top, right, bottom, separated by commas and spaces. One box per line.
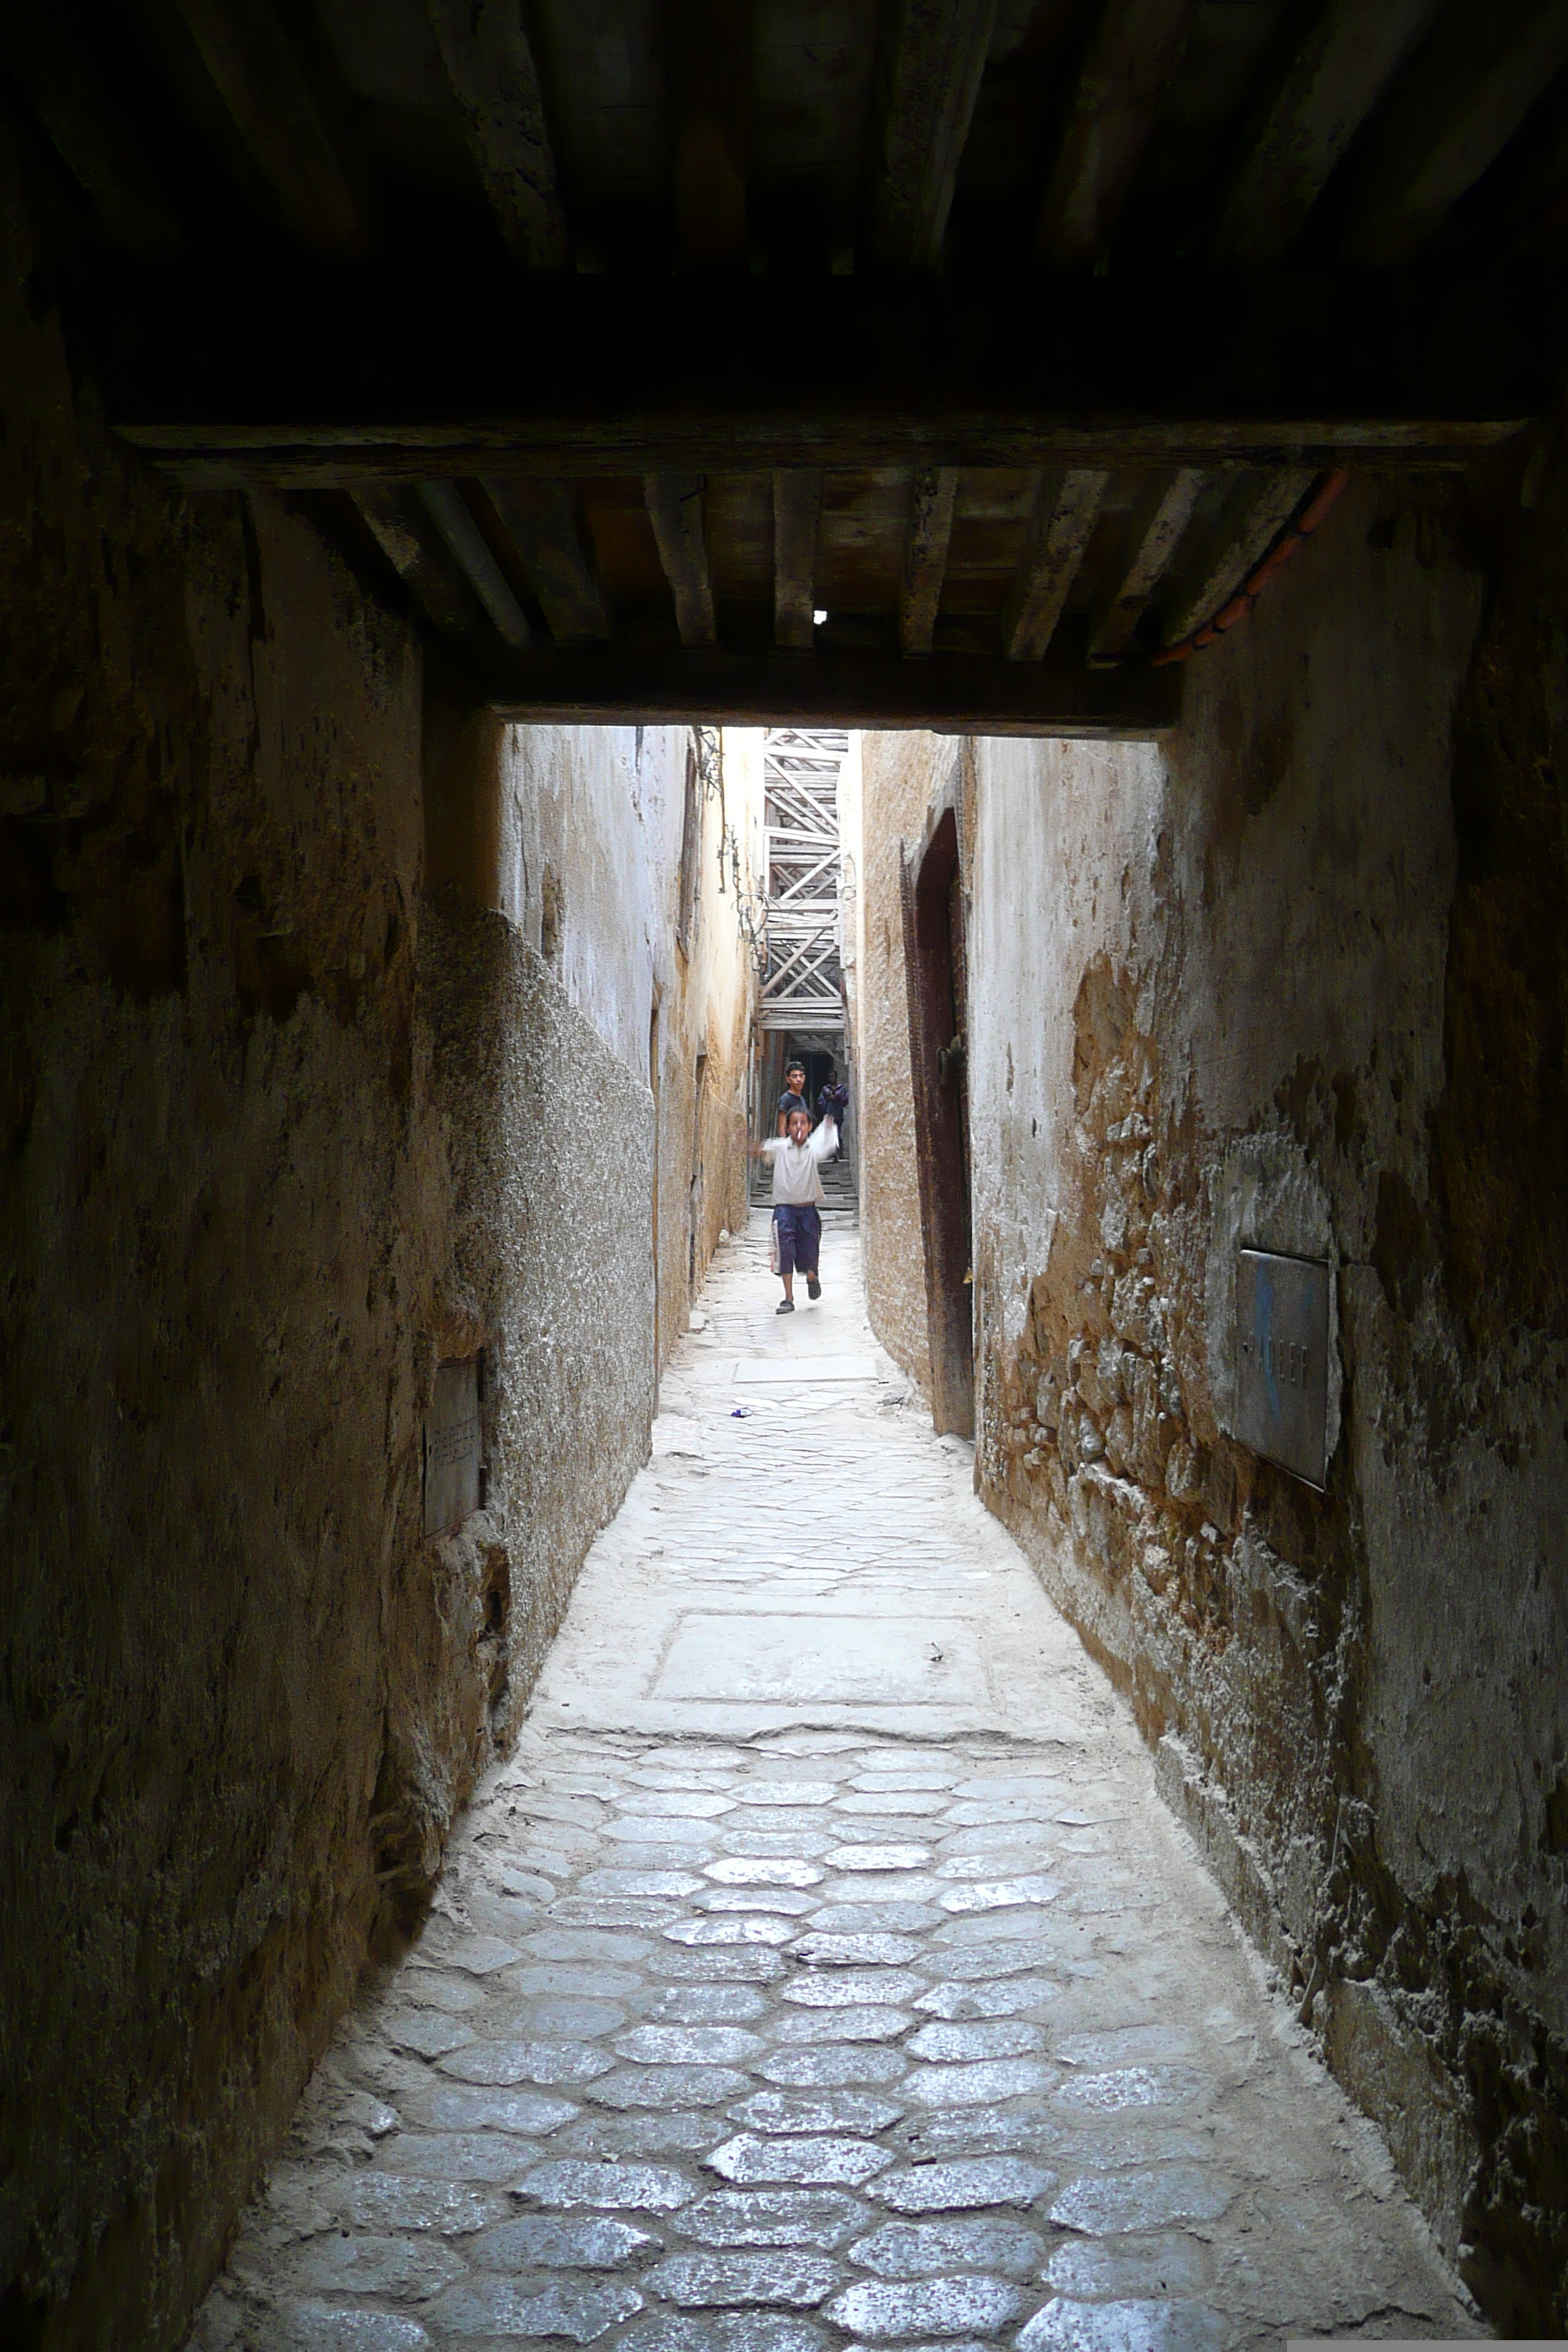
761, 1117, 836, 1205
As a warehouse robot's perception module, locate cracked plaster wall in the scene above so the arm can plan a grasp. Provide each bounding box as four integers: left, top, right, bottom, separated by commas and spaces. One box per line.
964, 466, 1568, 2331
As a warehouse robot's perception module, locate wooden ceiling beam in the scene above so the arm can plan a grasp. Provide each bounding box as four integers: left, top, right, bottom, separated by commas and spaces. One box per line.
170, 0, 362, 255
1159, 467, 1316, 646
773, 472, 821, 652
1088, 464, 1205, 665
426, 0, 568, 270
1211, 0, 1437, 263
1004, 470, 1109, 660
418, 481, 533, 648
1341, 0, 1568, 263
456, 637, 1183, 736
481, 478, 609, 644
865, 0, 998, 269
99, 274, 1548, 478
1036, 0, 1192, 268
7, 0, 188, 258
668, 0, 751, 268
351, 486, 482, 638
644, 472, 716, 645
898, 467, 959, 657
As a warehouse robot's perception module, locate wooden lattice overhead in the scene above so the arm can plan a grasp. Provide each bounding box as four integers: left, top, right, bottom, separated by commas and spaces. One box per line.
759, 729, 848, 1033
13, 0, 1562, 731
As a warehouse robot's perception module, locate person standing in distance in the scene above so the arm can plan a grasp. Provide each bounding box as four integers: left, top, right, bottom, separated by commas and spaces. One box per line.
776, 1059, 812, 1136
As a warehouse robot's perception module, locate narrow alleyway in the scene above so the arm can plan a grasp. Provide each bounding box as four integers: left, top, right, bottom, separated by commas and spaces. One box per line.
193, 1216, 1475, 2352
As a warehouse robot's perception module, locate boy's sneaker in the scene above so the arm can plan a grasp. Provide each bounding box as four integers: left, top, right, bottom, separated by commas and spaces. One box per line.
807, 1277, 821, 1300
776, 1298, 795, 1313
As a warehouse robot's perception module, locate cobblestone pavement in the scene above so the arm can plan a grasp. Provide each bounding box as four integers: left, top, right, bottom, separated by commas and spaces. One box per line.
192, 1214, 1477, 2352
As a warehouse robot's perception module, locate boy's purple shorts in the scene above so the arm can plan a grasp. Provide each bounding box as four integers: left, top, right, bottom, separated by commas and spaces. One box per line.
773, 1205, 821, 1278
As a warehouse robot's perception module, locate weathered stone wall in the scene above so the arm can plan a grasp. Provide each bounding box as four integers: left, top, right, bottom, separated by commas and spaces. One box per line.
851, 729, 954, 1398
396, 902, 657, 1885
966, 464, 1568, 2331
0, 129, 736, 2346
646, 727, 758, 1373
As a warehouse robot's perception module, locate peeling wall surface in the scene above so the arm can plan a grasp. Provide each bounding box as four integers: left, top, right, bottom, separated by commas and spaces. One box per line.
0, 137, 752, 2346
961, 470, 1568, 2331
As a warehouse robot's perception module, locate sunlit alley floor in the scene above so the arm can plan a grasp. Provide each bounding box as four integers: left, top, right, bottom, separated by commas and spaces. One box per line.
192, 1212, 1477, 2352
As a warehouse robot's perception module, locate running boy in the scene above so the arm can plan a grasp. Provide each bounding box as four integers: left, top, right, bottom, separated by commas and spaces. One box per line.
750, 1100, 836, 1313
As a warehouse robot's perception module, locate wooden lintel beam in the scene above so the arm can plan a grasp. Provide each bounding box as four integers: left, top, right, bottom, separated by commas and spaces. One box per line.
1088, 464, 1205, 665
1159, 467, 1316, 646
644, 472, 716, 646
1003, 469, 1108, 661
449, 636, 1183, 737
668, 0, 751, 268
1211, 0, 1436, 263
865, 0, 998, 269
1036, 0, 1192, 268
773, 471, 821, 652
418, 480, 532, 647
171, 0, 362, 255
351, 486, 480, 638
99, 273, 1550, 478
482, 477, 609, 644
899, 466, 959, 655
427, 0, 568, 269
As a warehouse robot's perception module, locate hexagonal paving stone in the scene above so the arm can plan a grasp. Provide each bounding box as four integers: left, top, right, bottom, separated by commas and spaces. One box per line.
437, 2039, 613, 2085
823, 1845, 932, 1872
621, 2315, 826, 2352
587, 2063, 753, 2109
399, 2084, 578, 2136
758, 2043, 906, 2089
915, 1975, 1062, 2020
647, 1984, 771, 2024
1015, 2298, 1229, 2352
645, 2249, 839, 2306
1049, 2168, 1235, 2233
706, 2133, 895, 2187
467, 2212, 657, 2268
706, 1855, 824, 1888
791, 1932, 920, 1967
426, 2274, 644, 2341
781, 1969, 924, 2008
513, 2159, 696, 2209
665, 1915, 798, 1947
330, 2174, 505, 2235
823, 2275, 1029, 2338
728, 2087, 905, 2136
270, 2306, 431, 2350
902, 2057, 1053, 2106
848, 2214, 1044, 2280
278, 2231, 467, 2300
771, 2002, 914, 2044
678, 2187, 870, 2250
870, 2157, 1056, 2212
906, 2019, 1045, 2062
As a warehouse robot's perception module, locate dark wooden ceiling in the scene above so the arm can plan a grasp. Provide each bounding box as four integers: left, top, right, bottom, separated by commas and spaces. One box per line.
7, 0, 1564, 731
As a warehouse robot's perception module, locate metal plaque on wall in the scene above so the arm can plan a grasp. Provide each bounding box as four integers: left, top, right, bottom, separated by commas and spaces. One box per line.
1235, 1250, 1330, 1489
424, 1355, 482, 1537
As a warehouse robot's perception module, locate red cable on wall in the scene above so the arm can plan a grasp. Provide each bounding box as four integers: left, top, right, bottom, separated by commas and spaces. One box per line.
1152, 468, 1351, 666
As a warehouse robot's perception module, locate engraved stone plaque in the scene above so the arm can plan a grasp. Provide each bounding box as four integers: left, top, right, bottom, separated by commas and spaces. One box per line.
1235, 1250, 1329, 1488
424, 1355, 482, 1537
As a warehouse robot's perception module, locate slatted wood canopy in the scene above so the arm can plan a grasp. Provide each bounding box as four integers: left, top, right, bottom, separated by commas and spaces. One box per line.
10, 0, 1564, 732
759, 728, 848, 1032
